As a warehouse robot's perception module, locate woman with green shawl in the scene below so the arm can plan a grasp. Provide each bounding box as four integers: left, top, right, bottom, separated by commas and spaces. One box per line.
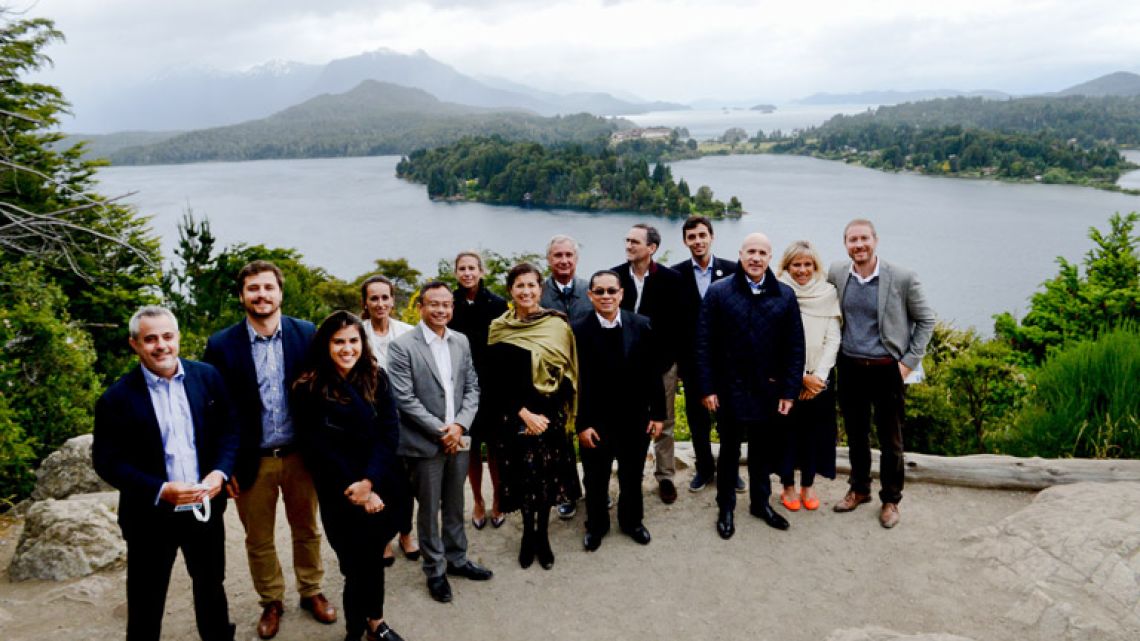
485, 263, 581, 570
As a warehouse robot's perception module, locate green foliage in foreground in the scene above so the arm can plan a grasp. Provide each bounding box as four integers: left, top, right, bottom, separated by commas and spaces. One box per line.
396, 136, 742, 217
0, 263, 101, 500
999, 327, 1140, 459
995, 212, 1140, 363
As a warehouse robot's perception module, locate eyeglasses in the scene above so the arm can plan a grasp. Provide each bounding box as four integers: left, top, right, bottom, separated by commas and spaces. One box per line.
591, 287, 620, 296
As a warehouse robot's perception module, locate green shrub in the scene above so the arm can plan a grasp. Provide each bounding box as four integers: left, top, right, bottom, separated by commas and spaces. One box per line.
1001, 326, 1140, 458
0, 262, 101, 503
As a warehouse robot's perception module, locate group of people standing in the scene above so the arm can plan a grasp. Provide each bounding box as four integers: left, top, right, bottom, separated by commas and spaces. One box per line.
92, 215, 935, 641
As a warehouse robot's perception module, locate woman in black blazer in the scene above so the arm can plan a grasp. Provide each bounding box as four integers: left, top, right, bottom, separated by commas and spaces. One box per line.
292, 310, 408, 641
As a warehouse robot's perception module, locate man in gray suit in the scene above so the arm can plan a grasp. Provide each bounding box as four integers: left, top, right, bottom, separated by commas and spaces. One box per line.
539, 234, 593, 324
388, 281, 493, 603
827, 219, 935, 528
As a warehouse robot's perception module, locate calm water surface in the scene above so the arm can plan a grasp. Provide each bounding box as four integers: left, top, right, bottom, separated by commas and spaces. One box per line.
96, 153, 1140, 334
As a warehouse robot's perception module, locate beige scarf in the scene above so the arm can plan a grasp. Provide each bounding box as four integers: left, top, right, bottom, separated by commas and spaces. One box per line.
779, 272, 842, 319
487, 310, 578, 433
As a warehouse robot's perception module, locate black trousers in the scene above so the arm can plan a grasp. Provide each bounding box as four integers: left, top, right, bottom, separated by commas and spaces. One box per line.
319, 493, 394, 638
716, 417, 772, 512
838, 355, 906, 504
124, 498, 233, 641
580, 429, 650, 535
682, 379, 717, 480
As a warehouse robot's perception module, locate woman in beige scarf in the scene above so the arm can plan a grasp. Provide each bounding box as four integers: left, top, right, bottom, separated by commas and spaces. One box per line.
776, 241, 842, 512
484, 263, 581, 570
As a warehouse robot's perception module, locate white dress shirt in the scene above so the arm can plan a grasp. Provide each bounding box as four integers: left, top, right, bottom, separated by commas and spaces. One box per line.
420, 322, 456, 425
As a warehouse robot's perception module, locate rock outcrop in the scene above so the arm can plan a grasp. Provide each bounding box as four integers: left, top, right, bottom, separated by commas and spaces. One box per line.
962, 481, 1140, 641
31, 434, 112, 500
7, 497, 125, 581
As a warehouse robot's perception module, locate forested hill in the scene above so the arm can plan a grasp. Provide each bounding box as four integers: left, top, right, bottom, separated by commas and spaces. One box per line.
107, 81, 627, 165
397, 136, 743, 217
771, 95, 1140, 189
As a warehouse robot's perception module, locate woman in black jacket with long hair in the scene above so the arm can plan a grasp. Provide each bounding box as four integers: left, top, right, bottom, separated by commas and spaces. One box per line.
293, 310, 408, 641
448, 251, 509, 529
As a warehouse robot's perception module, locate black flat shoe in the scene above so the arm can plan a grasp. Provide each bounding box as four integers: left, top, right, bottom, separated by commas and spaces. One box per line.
366, 621, 405, 641
471, 515, 487, 530
383, 554, 396, 568
717, 509, 735, 540
750, 502, 790, 530
622, 525, 651, 545
583, 531, 604, 551
491, 512, 506, 528
536, 538, 555, 570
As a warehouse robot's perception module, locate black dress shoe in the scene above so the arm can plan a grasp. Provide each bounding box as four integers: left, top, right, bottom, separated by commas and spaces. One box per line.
427, 574, 452, 603
622, 525, 651, 545
659, 479, 678, 504
750, 502, 790, 530
583, 531, 604, 551
716, 509, 735, 539
447, 560, 493, 580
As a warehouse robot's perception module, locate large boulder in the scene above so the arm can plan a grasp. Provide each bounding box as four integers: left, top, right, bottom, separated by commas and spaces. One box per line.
962, 481, 1140, 641
7, 497, 125, 581
31, 434, 113, 500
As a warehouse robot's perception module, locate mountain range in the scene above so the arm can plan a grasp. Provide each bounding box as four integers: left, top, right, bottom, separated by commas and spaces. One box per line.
69, 49, 687, 134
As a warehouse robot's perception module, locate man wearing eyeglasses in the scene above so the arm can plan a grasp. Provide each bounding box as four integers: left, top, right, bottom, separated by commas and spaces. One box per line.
93, 305, 240, 641
572, 271, 665, 551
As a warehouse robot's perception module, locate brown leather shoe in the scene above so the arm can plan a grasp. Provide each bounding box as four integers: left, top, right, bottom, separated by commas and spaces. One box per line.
832, 490, 872, 513
300, 593, 337, 624
257, 601, 284, 639
880, 502, 900, 529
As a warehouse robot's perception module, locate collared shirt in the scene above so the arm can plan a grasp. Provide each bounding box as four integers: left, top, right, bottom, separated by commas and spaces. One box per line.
596, 312, 622, 329
747, 273, 767, 295
420, 322, 456, 425
246, 320, 292, 449
849, 257, 880, 285
142, 361, 199, 504
692, 257, 715, 298
629, 265, 647, 312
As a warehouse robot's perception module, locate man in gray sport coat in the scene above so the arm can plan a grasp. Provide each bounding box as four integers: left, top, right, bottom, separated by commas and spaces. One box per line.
827, 219, 935, 529
388, 281, 493, 603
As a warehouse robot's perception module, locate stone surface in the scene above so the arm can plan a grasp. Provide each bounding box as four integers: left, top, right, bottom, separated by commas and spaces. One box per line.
31, 434, 113, 501
826, 628, 976, 641
7, 498, 125, 581
962, 481, 1140, 641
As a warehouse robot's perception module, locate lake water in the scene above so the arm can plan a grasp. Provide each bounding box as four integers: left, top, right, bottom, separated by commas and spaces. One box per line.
95, 152, 1140, 334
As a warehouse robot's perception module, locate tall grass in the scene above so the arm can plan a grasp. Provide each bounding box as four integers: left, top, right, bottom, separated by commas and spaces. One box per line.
1002, 326, 1140, 458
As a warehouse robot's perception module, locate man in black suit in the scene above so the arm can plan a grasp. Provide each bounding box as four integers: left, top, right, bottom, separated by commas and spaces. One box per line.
670, 215, 739, 493
696, 233, 805, 540
573, 270, 665, 551
202, 261, 333, 639
612, 223, 683, 504
93, 305, 239, 641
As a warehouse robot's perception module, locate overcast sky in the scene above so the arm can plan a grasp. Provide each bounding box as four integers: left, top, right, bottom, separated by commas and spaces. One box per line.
23, 0, 1140, 104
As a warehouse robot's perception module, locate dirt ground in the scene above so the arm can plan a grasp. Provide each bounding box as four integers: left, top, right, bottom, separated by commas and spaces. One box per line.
0, 462, 1036, 641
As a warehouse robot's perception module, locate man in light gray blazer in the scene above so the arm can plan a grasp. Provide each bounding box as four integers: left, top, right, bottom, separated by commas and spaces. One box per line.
827, 219, 935, 529
388, 281, 493, 604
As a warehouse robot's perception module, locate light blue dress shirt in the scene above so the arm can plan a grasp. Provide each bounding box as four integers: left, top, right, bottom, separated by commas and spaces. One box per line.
142, 361, 199, 504
247, 320, 293, 449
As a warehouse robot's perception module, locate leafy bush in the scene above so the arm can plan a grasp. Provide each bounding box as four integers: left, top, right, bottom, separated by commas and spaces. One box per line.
0, 262, 101, 501
999, 326, 1140, 458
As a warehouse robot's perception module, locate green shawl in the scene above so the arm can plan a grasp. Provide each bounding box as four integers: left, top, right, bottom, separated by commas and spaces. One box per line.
487, 309, 578, 434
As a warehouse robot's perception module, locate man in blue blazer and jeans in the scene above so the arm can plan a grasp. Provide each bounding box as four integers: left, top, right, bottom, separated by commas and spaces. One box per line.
93, 305, 240, 641
203, 260, 332, 639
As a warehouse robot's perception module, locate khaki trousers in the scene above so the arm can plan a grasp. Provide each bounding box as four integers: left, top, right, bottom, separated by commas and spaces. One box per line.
653, 363, 678, 482
234, 452, 324, 605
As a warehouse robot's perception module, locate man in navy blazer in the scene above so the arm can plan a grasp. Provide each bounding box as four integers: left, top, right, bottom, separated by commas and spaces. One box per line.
696, 233, 805, 540
670, 215, 739, 493
612, 223, 684, 504
93, 305, 239, 641
202, 260, 332, 639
